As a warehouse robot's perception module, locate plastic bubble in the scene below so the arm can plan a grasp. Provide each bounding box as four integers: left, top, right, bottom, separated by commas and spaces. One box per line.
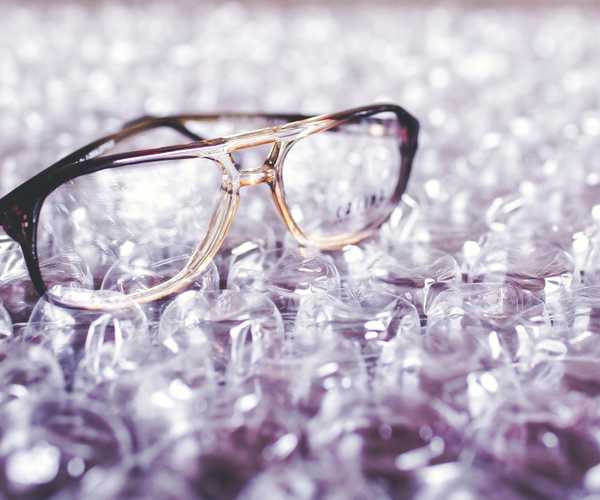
0, 300, 12, 342
295, 287, 420, 374
78, 464, 196, 500
0, 396, 131, 499
473, 389, 600, 498
0, 343, 65, 406
310, 390, 463, 498
239, 457, 392, 500
470, 235, 578, 297
253, 336, 368, 419
158, 290, 284, 382
149, 393, 303, 499
0, 241, 42, 323
124, 344, 218, 448
101, 243, 219, 321
413, 463, 530, 500
228, 247, 340, 326
335, 241, 460, 320
214, 215, 278, 288
427, 282, 548, 364
23, 289, 149, 390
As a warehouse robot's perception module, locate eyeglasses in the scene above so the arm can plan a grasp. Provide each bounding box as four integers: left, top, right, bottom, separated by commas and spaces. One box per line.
0, 104, 419, 309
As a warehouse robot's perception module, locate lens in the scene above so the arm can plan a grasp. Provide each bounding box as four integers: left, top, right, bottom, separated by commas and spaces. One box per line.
280, 111, 406, 244
37, 157, 224, 291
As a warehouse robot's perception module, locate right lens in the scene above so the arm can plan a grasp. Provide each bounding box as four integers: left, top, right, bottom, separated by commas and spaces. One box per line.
280, 110, 406, 246
37, 157, 224, 292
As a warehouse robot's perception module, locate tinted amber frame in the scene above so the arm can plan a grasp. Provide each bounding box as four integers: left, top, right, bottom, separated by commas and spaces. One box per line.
0, 103, 419, 308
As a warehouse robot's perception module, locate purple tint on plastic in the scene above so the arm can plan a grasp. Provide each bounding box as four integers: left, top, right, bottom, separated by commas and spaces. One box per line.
470, 236, 578, 296
158, 289, 284, 383
0, 343, 65, 406
413, 463, 531, 500
228, 247, 340, 326
78, 465, 196, 500
213, 214, 277, 288
530, 286, 600, 397
295, 287, 420, 382
0, 300, 12, 342
252, 336, 368, 419
0, 397, 131, 499
417, 318, 506, 418
474, 390, 600, 498
312, 392, 463, 498
334, 242, 460, 320
427, 283, 548, 364
23, 290, 148, 390
153, 398, 304, 500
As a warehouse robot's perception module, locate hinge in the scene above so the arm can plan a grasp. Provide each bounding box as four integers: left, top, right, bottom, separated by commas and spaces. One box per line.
1, 205, 31, 243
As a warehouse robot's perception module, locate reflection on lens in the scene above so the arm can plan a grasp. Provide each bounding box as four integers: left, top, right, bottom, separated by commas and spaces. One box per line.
37, 157, 223, 291
281, 111, 405, 244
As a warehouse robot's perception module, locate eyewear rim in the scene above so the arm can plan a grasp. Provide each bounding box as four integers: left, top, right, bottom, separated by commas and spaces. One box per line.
0, 103, 419, 309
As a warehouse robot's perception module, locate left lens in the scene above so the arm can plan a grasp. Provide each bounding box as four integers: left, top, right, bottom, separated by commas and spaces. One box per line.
37, 157, 224, 292
280, 110, 407, 246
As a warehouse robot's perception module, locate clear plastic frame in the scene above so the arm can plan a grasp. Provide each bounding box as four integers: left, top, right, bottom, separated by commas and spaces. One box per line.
0, 104, 419, 309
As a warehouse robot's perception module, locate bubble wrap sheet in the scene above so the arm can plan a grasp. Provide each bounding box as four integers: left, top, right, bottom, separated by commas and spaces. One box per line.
1, 1, 600, 499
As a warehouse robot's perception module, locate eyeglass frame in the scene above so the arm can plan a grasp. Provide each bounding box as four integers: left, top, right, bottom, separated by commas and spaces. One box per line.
0, 103, 419, 308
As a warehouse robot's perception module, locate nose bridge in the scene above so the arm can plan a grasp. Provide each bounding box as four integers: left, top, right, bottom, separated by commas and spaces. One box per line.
239, 166, 274, 187
238, 140, 281, 188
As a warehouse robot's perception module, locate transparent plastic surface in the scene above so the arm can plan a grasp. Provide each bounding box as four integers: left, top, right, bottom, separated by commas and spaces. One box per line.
238, 457, 392, 500
413, 463, 530, 500
0, 343, 65, 407
158, 290, 284, 382
337, 242, 460, 319
78, 464, 197, 500
0, 300, 12, 342
296, 288, 420, 373
427, 283, 548, 364
311, 390, 463, 498
23, 289, 149, 390
124, 342, 219, 448
228, 248, 340, 326
214, 215, 278, 288
0, 242, 70, 323
149, 395, 302, 499
469, 236, 578, 296
485, 188, 596, 253
473, 388, 600, 499
375, 316, 508, 419
0, 396, 131, 499
252, 334, 368, 418
530, 286, 600, 397
101, 244, 220, 295
101, 244, 220, 321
